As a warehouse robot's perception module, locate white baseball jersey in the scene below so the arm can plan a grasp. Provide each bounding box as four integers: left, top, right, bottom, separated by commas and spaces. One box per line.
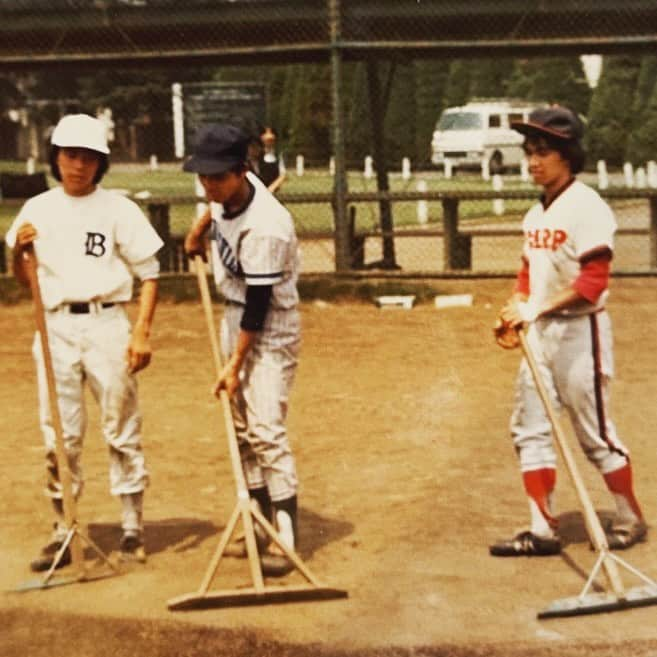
6, 186, 163, 310
208, 172, 299, 309
522, 180, 615, 315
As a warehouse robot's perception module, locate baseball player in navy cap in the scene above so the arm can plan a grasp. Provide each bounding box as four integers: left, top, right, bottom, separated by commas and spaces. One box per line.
184, 124, 301, 575
7, 113, 163, 570
490, 106, 646, 557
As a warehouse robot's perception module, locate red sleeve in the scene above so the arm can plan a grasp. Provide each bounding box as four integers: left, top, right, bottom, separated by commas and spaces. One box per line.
513, 256, 530, 296
573, 248, 612, 303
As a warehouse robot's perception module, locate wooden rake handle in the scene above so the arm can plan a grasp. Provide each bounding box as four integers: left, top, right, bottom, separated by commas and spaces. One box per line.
23, 247, 84, 568
517, 328, 625, 596
192, 255, 249, 498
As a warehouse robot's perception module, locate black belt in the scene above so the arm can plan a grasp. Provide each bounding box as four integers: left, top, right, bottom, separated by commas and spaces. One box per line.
67, 302, 115, 314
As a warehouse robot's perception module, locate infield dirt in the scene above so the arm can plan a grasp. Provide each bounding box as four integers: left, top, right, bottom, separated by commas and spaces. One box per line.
3, 278, 657, 656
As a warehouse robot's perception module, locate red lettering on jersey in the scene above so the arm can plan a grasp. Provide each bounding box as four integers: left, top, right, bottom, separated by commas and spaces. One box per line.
542, 228, 551, 249
552, 229, 567, 250
525, 228, 568, 251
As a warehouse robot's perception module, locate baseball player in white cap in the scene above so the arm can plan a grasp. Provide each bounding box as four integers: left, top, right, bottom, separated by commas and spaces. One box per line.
183, 123, 300, 576
7, 113, 163, 570
490, 106, 646, 557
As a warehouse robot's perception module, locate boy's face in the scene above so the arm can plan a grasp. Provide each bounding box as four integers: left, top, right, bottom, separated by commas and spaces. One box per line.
523, 136, 571, 188
199, 168, 248, 205
57, 147, 100, 196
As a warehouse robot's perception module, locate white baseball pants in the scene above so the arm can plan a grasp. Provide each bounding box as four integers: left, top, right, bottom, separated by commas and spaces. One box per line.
511, 311, 629, 475
221, 305, 300, 502
32, 304, 149, 500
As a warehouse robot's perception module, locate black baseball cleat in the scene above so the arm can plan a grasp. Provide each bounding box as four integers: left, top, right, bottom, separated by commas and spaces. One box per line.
30, 539, 71, 572
119, 532, 147, 563
606, 521, 647, 550
260, 552, 294, 577
489, 530, 561, 557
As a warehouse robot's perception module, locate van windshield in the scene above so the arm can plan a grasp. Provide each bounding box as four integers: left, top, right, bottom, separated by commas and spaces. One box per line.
437, 112, 483, 131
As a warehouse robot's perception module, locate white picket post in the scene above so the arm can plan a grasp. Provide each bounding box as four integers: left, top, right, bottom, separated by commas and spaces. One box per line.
149, 154, 159, 171
636, 166, 647, 188
444, 158, 453, 179
26, 156, 35, 174
364, 155, 373, 179
329, 156, 335, 176
623, 162, 635, 188
481, 158, 490, 181
520, 157, 529, 182
402, 157, 411, 181
296, 154, 304, 177
597, 160, 609, 190
492, 174, 504, 216
416, 180, 428, 225
648, 161, 657, 188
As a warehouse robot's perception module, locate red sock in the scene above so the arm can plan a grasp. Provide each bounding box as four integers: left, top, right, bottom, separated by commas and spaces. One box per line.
523, 468, 558, 529
603, 463, 643, 521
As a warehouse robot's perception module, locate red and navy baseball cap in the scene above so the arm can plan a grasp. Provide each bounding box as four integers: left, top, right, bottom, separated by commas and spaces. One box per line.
183, 124, 250, 175
511, 106, 584, 141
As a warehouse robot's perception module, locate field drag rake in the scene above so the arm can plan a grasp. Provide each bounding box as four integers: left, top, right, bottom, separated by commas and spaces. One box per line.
518, 329, 657, 619
13, 248, 120, 593
167, 256, 347, 610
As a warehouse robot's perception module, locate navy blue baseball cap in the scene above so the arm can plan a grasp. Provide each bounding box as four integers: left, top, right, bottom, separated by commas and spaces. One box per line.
183, 124, 250, 175
511, 106, 584, 141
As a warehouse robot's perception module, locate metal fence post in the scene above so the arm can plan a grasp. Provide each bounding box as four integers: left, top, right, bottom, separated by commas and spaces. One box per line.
441, 197, 471, 270
650, 195, 657, 269
329, 0, 350, 272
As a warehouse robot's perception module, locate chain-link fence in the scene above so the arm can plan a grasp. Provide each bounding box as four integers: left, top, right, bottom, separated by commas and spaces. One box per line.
2, 1, 657, 277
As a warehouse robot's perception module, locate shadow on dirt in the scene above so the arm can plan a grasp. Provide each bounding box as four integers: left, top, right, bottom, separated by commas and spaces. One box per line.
87, 518, 218, 559
557, 508, 619, 546
84, 506, 354, 560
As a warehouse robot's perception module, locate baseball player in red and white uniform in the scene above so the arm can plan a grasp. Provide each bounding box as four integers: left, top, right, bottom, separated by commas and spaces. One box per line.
490, 106, 646, 557
184, 124, 300, 575
7, 114, 163, 570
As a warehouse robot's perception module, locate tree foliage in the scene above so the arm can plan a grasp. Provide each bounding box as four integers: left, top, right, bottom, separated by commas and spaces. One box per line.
585, 55, 642, 166
7, 54, 657, 168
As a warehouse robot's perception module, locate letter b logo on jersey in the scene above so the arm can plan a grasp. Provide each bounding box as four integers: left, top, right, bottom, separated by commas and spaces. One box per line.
85, 232, 107, 257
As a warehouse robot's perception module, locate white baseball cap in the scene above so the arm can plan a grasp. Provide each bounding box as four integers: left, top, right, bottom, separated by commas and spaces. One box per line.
51, 114, 110, 154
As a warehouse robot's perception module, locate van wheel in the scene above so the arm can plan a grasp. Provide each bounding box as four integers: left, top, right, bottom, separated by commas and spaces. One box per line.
489, 152, 504, 174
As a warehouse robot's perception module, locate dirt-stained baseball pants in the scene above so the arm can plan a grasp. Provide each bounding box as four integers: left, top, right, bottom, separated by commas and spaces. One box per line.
511, 311, 629, 475
32, 304, 149, 500
221, 305, 300, 502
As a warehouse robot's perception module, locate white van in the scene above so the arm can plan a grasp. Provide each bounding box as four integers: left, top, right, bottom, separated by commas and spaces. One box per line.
430, 99, 541, 173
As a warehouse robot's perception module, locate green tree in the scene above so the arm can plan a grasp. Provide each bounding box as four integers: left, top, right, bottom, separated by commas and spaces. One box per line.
625, 56, 657, 164
414, 59, 450, 166
506, 57, 591, 115
287, 64, 332, 164
585, 55, 642, 166
443, 60, 471, 107
469, 58, 515, 99
383, 61, 417, 166
344, 62, 370, 165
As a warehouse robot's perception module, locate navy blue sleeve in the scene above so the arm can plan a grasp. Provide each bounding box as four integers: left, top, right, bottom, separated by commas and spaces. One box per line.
240, 284, 273, 331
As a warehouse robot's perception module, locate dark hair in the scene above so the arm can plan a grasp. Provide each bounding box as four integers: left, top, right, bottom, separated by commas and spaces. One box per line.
49, 145, 110, 184
524, 133, 586, 174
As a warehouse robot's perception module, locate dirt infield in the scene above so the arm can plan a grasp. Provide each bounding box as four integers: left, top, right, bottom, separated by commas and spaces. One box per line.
3, 278, 657, 657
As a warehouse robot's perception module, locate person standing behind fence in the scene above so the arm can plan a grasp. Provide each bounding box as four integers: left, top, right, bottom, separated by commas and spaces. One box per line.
252, 127, 286, 193
183, 123, 301, 576
490, 106, 647, 557
6, 113, 163, 571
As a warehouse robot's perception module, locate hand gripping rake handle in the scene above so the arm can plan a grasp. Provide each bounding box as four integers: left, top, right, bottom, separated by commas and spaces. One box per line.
517, 328, 625, 598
